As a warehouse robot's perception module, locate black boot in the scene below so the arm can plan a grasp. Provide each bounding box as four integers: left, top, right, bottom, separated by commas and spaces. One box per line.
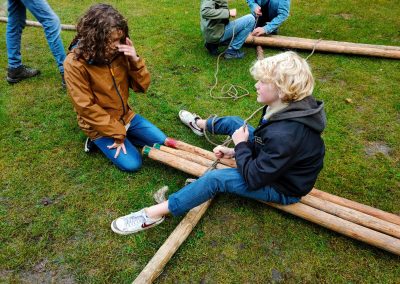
204, 42, 220, 56
61, 72, 66, 89
7, 65, 40, 84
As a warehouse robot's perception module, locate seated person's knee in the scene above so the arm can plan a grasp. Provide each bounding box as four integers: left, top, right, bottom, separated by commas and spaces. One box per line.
118, 158, 142, 172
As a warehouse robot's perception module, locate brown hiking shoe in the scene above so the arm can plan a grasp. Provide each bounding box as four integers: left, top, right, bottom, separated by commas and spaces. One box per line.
7, 65, 40, 84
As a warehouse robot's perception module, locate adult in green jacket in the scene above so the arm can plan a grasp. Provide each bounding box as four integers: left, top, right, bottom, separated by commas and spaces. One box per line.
200, 0, 255, 59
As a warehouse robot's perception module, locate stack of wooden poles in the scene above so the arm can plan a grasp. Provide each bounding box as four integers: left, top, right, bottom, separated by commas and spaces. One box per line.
133, 138, 400, 283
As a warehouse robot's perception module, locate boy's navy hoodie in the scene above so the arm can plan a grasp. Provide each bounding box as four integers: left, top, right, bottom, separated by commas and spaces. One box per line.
234, 96, 326, 197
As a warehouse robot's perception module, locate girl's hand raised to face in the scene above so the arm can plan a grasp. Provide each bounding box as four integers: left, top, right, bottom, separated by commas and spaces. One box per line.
118, 38, 139, 62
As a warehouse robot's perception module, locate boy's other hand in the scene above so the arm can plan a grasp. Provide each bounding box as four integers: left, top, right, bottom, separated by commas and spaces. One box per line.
213, 145, 235, 159
229, 9, 237, 17
254, 6, 262, 16
232, 125, 249, 145
118, 38, 140, 62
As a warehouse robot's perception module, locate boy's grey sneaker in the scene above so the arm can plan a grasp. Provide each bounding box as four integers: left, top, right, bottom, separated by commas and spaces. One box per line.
224, 49, 245, 59
111, 209, 164, 235
7, 65, 40, 84
178, 110, 204, 136
84, 137, 97, 153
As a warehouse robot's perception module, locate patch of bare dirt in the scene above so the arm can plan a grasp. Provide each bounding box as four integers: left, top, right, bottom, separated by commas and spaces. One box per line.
0, 259, 76, 284
336, 13, 353, 20
365, 142, 391, 157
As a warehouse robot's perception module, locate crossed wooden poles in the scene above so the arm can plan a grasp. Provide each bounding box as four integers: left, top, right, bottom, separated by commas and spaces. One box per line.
132, 138, 400, 283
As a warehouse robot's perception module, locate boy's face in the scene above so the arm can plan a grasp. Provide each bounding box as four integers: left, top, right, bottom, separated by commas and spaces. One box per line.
255, 81, 281, 106
105, 29, 125, 60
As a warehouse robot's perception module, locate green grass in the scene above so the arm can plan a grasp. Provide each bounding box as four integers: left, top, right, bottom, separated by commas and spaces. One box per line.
1, 0, 399, 283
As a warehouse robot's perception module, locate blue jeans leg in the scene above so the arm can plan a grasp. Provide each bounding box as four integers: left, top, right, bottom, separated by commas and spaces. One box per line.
93, 114, 167, 172
168, 168, 300, 216
93, 137, 142, 172
206, 116, 255, 142
22, 0, 66, 73
6, 0, 27, 69
220, 14, 256, 50
126, 114, 167, 147
7, 0, 66, 72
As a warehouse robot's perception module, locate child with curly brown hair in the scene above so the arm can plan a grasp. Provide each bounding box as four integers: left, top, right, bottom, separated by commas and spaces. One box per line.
64, 4, 166, 172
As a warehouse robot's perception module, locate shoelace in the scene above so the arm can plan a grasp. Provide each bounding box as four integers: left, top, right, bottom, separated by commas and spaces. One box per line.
123, 213, 146, 229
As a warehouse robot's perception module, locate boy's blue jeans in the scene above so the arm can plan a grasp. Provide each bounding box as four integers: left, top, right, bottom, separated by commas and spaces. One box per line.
168, 116, 300, 216
93, 114, 167, 172
220, 14, 256, 50
6, 0, 66, 73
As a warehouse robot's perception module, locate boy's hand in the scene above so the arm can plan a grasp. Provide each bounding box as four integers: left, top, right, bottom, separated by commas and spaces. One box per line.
213, 145, 235, 159
229, 9, 237, 17
232, 125, 249, 145
118, 38, 140, 62
252, 27, 266, 36
107, 140, 127, 158
254, 5, 262, 16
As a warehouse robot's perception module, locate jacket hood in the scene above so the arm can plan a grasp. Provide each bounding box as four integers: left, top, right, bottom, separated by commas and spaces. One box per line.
268, 96, 326, 133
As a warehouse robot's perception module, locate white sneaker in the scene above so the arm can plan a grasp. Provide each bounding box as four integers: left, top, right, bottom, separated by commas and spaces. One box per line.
111, 209, 164, 235
179, 110, 204, 136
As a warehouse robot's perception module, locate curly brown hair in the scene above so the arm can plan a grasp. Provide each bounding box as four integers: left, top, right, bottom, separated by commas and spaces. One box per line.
70, 4, 129, 64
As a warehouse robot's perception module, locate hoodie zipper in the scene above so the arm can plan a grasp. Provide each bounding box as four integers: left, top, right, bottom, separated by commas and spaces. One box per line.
108, 64, 126, 125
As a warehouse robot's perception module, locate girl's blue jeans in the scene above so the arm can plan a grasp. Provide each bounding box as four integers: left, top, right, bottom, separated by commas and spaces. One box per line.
168, 116, 300, 216
93, 114, 167, 172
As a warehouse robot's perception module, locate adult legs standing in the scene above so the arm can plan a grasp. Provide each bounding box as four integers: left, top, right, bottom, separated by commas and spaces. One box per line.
6, 0, 66, 83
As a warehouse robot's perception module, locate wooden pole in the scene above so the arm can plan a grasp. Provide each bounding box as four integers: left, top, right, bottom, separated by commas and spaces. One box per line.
309, 188, 400, 226
132, 200, 212, 284
0, 16, 76, 31
256, 45, 265, 60
301, 195, 400, 239
164, 137, 237, 168
245, 35, 400, 59
265, 201, 400, 256
143, 146, 206, 177
135, 146, 212, 283
153, 143, 229, 170
143, 145, 400, 255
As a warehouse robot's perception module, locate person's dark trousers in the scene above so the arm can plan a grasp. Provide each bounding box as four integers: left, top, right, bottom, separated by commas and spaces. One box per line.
256, 4, 278, 35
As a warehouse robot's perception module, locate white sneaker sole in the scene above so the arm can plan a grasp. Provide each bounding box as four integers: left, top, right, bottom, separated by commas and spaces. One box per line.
110, 217, 164, 235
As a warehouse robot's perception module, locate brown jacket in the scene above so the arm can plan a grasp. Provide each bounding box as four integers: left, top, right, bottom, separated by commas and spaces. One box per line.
64, 52, 150, 143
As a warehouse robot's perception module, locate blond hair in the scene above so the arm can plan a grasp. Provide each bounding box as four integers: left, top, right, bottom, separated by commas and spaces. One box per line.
250, 51, 314, 103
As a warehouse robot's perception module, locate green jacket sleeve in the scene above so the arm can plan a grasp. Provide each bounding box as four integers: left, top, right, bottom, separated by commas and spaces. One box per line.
201, 0, 229, 20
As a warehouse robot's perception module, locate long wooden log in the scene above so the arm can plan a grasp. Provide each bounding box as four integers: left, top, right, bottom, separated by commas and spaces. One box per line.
265, 201, 400, 256
0, 16, 76, 31
245, 35, 400, 59
143, 145, 400, 256
132, 200, 212, 284
153, 143, 229, 170
164, 137, 237, 168
310, 189, 400, 226
301, 195, 400, 239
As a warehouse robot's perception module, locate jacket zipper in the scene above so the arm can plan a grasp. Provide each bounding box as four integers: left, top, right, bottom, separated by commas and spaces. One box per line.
108, 64, 126, 125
